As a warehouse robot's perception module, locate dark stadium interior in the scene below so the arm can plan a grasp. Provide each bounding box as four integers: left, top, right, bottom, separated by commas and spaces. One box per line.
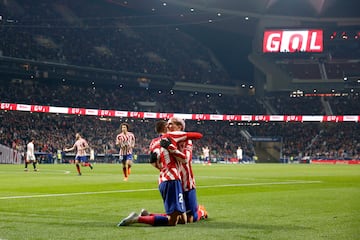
0, 0, 359, 163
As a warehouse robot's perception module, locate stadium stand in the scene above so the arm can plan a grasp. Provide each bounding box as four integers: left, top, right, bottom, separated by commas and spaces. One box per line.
0, 0, 359, 164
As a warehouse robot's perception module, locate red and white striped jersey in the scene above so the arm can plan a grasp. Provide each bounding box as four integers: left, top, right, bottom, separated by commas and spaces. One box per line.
149, 135, 181, 184
149, 131, 202, 185
178, 139, 196, 191
116, 132, 135, 155
74, 138, 89, 157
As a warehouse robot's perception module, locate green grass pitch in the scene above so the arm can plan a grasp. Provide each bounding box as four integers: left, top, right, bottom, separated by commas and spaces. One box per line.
0, 163, 359, 240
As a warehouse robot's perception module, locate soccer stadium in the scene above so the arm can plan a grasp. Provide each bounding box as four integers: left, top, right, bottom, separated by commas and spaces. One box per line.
0, 0, 359, 239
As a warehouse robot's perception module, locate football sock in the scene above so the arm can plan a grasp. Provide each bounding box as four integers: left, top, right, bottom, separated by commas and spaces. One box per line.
33, 162, 36, 169
127, 166, 131, 175
122, 167, 127, 177
149, 213, 167, 217
25, 162, 28, 168
138, 216, 168, 226
197, 206, 207, 221
153, 215, 169, 226
83, 162, 93, 169
76, 163, 81, 174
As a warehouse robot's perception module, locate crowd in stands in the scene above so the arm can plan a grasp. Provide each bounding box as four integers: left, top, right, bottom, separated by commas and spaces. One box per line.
0, 0, 231, 85
266, 94, 325, 115
0, 111, 253, 162
326, 94, 360, 115
1, 79, 359, 162
0, 0, 359, 162
0, 79, 267, 115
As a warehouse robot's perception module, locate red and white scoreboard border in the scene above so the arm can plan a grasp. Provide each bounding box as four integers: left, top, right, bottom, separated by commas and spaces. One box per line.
1, 102, 359, 122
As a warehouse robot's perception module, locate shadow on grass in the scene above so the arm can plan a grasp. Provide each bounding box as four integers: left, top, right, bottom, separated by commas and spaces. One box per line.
112, 218, 311, 231
185, 218, 311, 231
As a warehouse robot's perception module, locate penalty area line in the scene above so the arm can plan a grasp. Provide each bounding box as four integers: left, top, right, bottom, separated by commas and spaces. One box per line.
0, 180, 321, 200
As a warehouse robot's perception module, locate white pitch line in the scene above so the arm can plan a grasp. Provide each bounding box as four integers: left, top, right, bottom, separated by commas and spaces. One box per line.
200, 180, 322, 188
0, 180, 321, 200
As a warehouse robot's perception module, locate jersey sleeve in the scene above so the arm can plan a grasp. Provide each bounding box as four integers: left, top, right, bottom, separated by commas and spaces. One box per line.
167, 131, 202, 143
185, 132, 203, 140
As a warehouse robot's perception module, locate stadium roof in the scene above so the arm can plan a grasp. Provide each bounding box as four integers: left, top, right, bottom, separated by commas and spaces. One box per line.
106, 0, 360, 35
103, 0, 359, 82
163, 0, 360, 18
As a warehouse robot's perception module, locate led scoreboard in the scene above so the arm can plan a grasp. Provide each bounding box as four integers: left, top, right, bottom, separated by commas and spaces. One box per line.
263, 29, 323, 53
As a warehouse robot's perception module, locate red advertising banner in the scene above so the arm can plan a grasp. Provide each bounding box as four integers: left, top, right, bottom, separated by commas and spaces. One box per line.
311, 160, 360, 164
0, 103, 17, 111
98, 109, 115, 117
0, 102, 359, 122
31, 105, 50, 113
284, 115, 303, 122
68, 107, 86, 115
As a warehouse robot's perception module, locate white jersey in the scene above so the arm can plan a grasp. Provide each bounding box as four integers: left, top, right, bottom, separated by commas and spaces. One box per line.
26, 141, 36, 161
237, 148, 243, 160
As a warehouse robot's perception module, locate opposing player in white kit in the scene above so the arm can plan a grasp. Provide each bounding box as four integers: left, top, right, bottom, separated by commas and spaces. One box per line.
24, 138, 38, 171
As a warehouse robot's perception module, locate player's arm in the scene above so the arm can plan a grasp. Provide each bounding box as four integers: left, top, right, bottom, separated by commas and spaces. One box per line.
64, 143, 76, 152
115, 134, 122, 146
130, 134, 135, 148
185, 132, 203, 140
149, 149, 162, 170
184, 140, 193, 162
168, 131, 203, 143
82, 141, 90, 151
160, 138, 187, 163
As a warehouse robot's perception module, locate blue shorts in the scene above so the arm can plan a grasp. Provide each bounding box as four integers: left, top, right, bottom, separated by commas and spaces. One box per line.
184, 188, 199, 221
75, 156, 88, 163
121, 154, 133, 163
159, 180, 185, 215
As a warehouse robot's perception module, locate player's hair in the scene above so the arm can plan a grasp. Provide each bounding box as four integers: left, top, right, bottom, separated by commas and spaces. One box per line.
155, 120, 167, 134
169, 117, 185, 131
121, 122, 130, 130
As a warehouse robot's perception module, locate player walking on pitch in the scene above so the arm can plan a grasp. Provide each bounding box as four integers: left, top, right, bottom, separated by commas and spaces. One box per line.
116, 123, 135, 181
25, 138, 38, 171
64, 133, 93, 176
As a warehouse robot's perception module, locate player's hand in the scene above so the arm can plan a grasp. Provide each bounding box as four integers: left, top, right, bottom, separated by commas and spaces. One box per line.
149, 151, 158, 163
160, 138, 172, 149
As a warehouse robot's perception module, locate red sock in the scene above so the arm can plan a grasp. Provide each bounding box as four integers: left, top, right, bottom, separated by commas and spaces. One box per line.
122, 167, 127, 177
138, 216, 155, 225
76, 164, 81, 174
149, 213, 167, 217
197, 207, 207, 221
138, 216, 168, 226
